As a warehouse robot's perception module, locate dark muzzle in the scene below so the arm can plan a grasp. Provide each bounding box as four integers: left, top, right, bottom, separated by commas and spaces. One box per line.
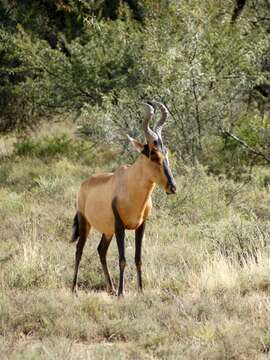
163, 158, 177, 195
167, 184, 177, 194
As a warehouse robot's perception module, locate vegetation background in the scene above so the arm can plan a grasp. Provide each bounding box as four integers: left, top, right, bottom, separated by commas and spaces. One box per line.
1, 0, 270, 359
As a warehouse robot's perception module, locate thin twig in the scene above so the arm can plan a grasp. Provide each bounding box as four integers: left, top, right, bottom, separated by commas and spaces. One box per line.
222, 130, 270, 164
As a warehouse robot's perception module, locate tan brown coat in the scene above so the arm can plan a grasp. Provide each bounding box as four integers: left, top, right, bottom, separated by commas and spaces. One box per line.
71, 101, 176, 297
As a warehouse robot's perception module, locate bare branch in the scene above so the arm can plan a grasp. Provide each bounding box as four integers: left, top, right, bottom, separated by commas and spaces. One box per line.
222, 130, 270, 164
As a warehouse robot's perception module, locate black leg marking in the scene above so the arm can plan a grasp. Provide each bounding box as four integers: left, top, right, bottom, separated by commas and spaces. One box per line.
72, 213, 90, 293
135, 221, 145, 292
112, 198, 126, 298
97, 234, 115, 294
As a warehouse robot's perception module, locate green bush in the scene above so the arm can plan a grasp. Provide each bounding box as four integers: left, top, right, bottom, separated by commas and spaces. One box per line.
13, 134, 95, 162
14, 135, 72, 158
0, 166, 9, 184
1, 0, 270, 176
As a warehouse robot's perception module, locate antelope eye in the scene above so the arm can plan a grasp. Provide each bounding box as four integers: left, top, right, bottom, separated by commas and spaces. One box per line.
153, 140, 158, 146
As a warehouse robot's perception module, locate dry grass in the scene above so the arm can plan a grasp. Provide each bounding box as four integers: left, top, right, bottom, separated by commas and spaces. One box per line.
1, 128, 270, 359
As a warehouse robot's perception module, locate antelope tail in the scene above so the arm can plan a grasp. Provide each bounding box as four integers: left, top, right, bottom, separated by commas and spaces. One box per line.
71, 212, 80, 242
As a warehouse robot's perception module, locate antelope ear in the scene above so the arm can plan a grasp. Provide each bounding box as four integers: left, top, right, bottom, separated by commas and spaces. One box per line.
127, 135, 144, 153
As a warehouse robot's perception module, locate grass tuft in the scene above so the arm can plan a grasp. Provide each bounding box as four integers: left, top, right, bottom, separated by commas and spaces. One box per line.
1, 130, 270, 359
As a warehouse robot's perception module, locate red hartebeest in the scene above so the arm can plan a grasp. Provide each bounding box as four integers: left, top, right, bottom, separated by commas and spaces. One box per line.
71, 101, 176, 297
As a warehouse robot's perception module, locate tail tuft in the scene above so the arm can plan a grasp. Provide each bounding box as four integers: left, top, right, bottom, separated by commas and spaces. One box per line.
71, 212, 79, 242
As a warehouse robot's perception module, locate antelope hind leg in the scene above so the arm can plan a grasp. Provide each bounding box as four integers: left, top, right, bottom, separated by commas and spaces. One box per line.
72, 213, 90, 294
97, 234, 115, 294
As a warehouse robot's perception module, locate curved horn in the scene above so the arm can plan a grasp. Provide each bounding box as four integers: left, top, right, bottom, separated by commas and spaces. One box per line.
152, 101, 169, 137
143, 103, 158, 143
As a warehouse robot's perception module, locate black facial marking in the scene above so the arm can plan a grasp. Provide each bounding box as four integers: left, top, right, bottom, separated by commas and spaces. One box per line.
141, 135, 166, 159
142, 144, 150, 157
163, 158, 175, 187
156, 136, 163, 150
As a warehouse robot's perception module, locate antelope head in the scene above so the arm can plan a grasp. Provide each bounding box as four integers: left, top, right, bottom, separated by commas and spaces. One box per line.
128, 101, 177, 195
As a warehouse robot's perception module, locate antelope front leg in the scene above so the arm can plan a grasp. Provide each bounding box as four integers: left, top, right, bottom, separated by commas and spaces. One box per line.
135, 221, 145, 293
115, 227, 126, 297
112, 199, 126, 298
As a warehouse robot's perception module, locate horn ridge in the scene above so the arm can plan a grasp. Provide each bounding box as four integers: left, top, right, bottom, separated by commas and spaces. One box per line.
142, 102, 158, 143
152, 101, 169, 137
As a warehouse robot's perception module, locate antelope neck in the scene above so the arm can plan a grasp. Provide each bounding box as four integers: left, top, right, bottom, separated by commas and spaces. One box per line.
127, 155, 155, 205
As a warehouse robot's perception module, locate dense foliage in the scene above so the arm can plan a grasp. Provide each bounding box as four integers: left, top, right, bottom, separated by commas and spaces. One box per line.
1, 0, 270, 174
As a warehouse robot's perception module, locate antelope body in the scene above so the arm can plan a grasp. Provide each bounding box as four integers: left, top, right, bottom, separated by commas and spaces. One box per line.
71, 101, 176, 297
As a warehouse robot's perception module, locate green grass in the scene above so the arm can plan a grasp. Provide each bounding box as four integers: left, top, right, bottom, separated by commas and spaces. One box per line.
1, 129, 270, 359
